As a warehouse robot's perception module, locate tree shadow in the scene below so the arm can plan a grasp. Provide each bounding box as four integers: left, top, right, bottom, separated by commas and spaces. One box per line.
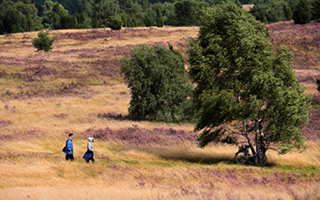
97, 112, 137, 121
158, 153, 278, 167
143, 147, 278, 167
160, 154, 236, 165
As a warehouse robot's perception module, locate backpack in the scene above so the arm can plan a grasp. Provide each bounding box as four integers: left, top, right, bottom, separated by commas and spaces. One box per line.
62, 140, 68, 152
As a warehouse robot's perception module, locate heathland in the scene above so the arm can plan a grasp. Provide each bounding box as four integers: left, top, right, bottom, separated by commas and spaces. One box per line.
0, 21, 320, 199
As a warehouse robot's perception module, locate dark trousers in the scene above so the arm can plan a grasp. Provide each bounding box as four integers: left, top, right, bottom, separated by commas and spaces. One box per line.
66, 154, 74, 161
86, 156, 95, 163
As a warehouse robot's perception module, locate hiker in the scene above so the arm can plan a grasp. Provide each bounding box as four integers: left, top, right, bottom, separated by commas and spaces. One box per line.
64, 133, 74, 161
83, 137, 95, 163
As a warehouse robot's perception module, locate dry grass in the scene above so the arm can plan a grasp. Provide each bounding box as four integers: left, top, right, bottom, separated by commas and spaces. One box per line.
1, 139, 320, 199
242, 4, 254, 11
1, 26, 320, 199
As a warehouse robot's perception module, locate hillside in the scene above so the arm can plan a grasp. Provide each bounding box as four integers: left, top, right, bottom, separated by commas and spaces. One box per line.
0, 23, 320, 199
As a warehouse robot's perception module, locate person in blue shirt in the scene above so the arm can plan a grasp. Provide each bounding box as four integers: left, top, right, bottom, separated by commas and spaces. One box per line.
64, 133, 74, 161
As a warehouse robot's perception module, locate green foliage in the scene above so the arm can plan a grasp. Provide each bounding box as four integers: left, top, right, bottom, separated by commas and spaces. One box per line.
108, 16, 122, 30
42, 0, 54, 29
156, 7, 164, 27
89, 0, 120, 28
75, 13, 92, 29
144, 14, 152, 27
293, 0, 312, 24
125, 0, 144, 26
283, 3, 293, 20
0, 0, 42, 34
42, 0, 76, 29
211, 0, 242, 7
311, 0, 320, 21
173, 0, 203, 26
32, 30, 55, 52
188, 3, 310, 153
120, 44, 193, 123
156, 2, 176, 25
57, 0, 79, 15
250, 0, 288, 23
52, 2, 71, 29
15, 0, 43, 31
121, 10, 128, 27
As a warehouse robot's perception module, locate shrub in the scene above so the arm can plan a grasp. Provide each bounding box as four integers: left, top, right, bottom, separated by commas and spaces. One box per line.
120, 44, 193, 123
108, 17, 122, 30
32, 30, 55, 52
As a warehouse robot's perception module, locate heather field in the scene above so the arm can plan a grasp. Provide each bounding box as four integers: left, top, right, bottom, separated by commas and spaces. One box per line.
1, 22, 320, 200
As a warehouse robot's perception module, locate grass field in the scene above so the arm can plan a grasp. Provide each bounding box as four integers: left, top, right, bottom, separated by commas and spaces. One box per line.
1, 22, 320, 200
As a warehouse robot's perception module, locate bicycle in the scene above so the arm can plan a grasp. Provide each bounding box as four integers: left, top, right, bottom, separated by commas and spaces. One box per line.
235, 145, 268, 167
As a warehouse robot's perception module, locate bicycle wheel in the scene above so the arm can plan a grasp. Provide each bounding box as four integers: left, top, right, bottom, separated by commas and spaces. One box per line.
235, 151, 247, 164
254, 153, 267, 167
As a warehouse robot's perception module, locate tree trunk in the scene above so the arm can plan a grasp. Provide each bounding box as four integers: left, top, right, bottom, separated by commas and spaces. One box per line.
244, 122, 255, 155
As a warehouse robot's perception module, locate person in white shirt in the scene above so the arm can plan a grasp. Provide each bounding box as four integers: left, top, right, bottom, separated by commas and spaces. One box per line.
83, 137, 96, 163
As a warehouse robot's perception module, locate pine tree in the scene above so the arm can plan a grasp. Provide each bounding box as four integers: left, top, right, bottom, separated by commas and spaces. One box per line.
32, 30, 55, 52
293, 0, 312, 24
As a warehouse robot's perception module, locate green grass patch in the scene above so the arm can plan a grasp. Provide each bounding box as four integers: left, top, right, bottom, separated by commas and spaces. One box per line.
84, 80, 104, 85
273, 165, 320, 176
122, 160, 141, 165
148, 161, 178, 167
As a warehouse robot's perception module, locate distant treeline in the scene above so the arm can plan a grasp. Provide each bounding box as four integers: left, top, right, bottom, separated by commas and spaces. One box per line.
0, 0, 319, 34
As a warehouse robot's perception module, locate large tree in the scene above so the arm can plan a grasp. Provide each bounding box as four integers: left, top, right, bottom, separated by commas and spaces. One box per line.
188, 3, 310, 154
121, 44, 193, 123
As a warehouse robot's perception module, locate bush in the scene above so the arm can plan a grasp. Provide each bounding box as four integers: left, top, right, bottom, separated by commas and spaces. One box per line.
120, 44, 193, 123
32, 31, 55, 52
108, 17, 122, 30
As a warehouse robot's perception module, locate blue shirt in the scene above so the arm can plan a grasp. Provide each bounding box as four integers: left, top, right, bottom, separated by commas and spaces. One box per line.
64, 137, 73, 155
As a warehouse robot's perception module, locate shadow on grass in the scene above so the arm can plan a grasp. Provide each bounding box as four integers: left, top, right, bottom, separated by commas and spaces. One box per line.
97, 112, 139, 121
142, 148, 235, 165
161, 155, 236, 165
143, 147, 278, 167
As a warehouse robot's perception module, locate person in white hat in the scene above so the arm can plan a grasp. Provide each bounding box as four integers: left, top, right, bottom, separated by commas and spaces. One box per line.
83, 137, 96, 163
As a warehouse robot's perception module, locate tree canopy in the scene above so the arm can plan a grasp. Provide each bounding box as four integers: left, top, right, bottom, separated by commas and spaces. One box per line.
187, 3, 310, 154
120, 44, 193, 123
0, 0, 42, 34
1, 0, 315, 34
